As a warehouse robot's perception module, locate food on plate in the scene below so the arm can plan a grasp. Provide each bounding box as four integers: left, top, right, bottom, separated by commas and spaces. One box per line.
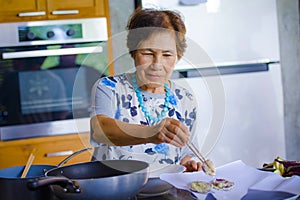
189, 177, 234, 194
202, 159, 216, 176
189, 181, 212, 194
211, 178, 234, 191
262, 156, 300, 177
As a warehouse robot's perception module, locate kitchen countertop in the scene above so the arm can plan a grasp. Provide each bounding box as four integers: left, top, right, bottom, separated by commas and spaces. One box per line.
136, 187, 300, 200
137, 187, 195, 200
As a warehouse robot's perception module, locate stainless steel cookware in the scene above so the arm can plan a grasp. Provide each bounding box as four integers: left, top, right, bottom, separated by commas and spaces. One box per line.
28, 160, 149, 200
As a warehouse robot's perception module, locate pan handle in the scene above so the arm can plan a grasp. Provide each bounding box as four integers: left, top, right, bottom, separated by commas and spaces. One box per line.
27, 176, 81, 193
57, 147, 93, 167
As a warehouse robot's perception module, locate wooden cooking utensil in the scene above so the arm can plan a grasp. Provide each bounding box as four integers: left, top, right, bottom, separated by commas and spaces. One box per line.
21, 149, 36, 178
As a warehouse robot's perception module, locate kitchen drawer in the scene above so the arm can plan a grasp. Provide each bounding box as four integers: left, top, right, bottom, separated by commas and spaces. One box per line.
0, 133, 93, 169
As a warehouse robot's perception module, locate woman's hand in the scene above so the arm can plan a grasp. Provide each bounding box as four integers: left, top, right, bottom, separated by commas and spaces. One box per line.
180, 155, 202, 172
150, 118, 191, 148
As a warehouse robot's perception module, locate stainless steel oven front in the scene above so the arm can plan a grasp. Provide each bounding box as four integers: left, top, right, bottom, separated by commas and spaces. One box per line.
0, 18, 108, 140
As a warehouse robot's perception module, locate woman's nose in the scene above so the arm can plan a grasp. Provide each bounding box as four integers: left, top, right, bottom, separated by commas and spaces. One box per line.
152, 55, 163, 68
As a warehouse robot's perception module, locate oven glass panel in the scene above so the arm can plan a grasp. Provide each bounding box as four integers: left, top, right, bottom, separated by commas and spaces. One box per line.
0, 42, 107, 126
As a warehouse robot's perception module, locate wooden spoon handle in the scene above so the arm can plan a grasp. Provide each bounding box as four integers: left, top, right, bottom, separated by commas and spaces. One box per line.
21, 151, 35, 178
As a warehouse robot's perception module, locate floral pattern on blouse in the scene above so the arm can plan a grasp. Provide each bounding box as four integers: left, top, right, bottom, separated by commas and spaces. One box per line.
91, 73, 197, 165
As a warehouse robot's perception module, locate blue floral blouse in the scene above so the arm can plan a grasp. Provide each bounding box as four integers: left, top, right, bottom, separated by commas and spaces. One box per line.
90, 73, 199, 165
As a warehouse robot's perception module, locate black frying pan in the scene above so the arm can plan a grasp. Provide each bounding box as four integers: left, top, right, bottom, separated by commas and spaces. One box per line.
0, 164, 56, 200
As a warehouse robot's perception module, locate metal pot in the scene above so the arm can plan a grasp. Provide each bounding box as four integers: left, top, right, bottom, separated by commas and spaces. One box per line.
28, 160, 149, 200
0, 164, 56, 200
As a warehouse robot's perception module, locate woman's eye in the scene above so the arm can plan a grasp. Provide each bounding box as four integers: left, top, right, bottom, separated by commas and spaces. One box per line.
142, 52, 153, 56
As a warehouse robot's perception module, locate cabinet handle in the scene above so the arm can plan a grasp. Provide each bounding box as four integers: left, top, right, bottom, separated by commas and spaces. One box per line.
52, 10, 79, 15
18, 11, 46, 17
45, 150, 73, 157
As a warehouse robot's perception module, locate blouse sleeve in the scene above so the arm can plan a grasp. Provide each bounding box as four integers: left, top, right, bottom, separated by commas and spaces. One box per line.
90, 78, 115, 118
90, 78, 116, 147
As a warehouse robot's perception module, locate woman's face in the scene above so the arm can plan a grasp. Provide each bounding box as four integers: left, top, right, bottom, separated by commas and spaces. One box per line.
134, 31, 178, 93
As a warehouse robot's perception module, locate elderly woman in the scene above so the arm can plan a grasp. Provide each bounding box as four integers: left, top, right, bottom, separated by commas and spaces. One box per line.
90, 7, 202, 172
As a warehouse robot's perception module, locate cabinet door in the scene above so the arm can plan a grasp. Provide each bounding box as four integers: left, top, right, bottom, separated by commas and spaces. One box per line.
46, 0, 106, 20
0, 133, 93, 169
0, 0, 46, 23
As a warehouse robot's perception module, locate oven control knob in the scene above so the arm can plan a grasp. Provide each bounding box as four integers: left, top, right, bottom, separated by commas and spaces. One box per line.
47, 31, 55, 38
66, 29, 75, 37
26, 31, 35, 40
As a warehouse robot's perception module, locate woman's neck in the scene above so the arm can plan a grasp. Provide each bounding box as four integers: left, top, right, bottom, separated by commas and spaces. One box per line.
139, 85, 165, 94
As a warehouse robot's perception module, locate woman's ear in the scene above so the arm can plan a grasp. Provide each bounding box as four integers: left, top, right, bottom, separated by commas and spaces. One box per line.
130, 50, 136, 59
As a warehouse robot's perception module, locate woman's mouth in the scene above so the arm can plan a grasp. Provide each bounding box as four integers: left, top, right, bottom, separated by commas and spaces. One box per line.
147, 74, 161, 79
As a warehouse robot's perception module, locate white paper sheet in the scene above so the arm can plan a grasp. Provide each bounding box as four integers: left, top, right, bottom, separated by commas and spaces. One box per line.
160, 160, 300, 200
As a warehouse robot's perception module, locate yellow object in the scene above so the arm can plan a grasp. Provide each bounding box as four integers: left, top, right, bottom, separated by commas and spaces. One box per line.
263, 156, 300, 177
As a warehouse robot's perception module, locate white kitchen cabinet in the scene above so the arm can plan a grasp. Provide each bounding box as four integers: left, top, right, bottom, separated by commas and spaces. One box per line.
142, 0, 280, 69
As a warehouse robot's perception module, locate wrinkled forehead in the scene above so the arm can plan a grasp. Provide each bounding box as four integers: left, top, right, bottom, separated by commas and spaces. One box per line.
137, 30, 177, 52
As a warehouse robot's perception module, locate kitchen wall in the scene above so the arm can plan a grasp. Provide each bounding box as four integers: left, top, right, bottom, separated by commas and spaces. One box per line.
108, 0, 135, 74
174, 63, 285, 168
142, 0, 280, 67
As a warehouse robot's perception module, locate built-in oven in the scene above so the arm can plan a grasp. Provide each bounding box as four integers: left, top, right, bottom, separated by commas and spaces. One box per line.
0, 18, 108, 140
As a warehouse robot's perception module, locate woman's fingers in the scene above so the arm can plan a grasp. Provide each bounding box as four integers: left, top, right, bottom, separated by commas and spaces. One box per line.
186, 160, 198, 172
181, 157, 203, 172
166, 118, 190, 135
152, 118, 191, 147
164, 128, 187, 147
164, 134, 185, 147
155, 126, 184, 147
163, 118, 190, 146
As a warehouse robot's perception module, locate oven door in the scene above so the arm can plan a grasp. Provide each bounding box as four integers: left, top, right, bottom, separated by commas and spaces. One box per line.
0, 42, 107, 128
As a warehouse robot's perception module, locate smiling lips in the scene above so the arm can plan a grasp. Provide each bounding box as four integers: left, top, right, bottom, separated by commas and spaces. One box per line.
147, 74, 162, 79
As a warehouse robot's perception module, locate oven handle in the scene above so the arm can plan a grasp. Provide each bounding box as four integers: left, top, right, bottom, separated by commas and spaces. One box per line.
2, 46, 103, 59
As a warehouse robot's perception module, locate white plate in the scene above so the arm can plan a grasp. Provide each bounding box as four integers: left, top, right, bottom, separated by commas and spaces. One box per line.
148, 163, 186, 178
139, 164, 185, 196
